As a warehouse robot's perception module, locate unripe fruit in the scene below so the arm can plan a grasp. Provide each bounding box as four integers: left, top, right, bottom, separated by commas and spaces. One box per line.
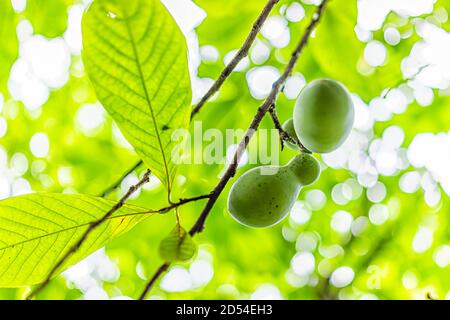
228, 154, 320, 228
282, 118, 299, 150
293, 79, 354, 153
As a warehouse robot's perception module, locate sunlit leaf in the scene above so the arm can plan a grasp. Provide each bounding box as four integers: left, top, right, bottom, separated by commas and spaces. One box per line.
159, 225, 197, 262
82, 0, 192, 191
0, 193, 150, 287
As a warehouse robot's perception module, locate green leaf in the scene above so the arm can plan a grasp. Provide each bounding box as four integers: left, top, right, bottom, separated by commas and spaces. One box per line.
159, 225, 197, 262
0, 193, 150, 287
82, 0, 192, 191
24, 0, 70, 38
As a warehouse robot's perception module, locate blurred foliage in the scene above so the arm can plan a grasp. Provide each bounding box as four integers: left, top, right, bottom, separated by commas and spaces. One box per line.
0, 0, 449, 300
0, 0, 18, 92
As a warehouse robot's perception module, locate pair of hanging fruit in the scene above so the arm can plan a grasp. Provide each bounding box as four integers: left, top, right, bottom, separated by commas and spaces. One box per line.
228, 79, 354, 228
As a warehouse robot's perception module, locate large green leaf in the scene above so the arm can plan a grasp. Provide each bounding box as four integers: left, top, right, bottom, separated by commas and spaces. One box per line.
0, 193, 150, 287
82, 0, 192, 192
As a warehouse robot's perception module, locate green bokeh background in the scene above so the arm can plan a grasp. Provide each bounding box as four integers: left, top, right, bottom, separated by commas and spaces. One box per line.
0, 0, 449, 300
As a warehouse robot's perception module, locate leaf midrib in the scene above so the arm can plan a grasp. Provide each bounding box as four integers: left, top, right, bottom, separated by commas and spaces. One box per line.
122, 5, 172, 194
0, 210, 155, 252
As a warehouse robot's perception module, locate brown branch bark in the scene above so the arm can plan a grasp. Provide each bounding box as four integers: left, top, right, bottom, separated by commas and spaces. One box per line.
138, 0, 329, 300
268, 104, 310, 153
100, 160, 144, 197
27, 182, 210, 300
146, 193, 212, 214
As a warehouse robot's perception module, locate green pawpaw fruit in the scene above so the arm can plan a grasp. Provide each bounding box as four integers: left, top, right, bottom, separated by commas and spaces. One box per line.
293, 79, 354, 153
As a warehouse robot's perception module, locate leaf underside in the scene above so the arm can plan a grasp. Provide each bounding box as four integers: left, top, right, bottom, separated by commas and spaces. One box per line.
82, 0, 192, 191
159, 225, 197, 262
0, 193, 150, 287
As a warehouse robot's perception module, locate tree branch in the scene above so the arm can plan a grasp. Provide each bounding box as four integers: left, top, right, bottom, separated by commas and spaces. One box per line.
190, 0, 280, 118
99, 0, 280, 197
382, 63, 431, 98
26, 0, 281, 299
27, 178, 211, 299
138, 0, 330, 300
268, 104, 310, 153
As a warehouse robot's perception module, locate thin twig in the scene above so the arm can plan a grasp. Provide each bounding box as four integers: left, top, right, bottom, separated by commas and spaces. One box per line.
138, 263, 170, 300
139, 0, 329, 300
26, 170, 152, 300
268, 104, 310, 153
190, 0, 280, 118
100, 160, 144, 197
